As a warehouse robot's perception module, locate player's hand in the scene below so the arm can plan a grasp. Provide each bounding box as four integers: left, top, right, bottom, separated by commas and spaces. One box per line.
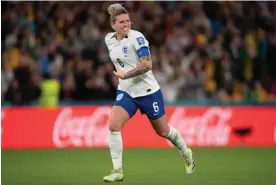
113, 70, 125, 79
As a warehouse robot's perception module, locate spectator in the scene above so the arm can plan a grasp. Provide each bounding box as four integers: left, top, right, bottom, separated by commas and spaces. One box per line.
39, 73, 60, 107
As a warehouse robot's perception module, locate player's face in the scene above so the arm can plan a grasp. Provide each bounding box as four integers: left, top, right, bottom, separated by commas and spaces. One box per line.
113, 14, 131, 36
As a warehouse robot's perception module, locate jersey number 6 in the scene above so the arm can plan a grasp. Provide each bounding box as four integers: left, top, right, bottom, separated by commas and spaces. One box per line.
117, 59, 124, 67
153, 102, 159, 113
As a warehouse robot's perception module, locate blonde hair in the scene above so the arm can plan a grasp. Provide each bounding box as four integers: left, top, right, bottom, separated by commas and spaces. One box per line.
107, 3, 128, 25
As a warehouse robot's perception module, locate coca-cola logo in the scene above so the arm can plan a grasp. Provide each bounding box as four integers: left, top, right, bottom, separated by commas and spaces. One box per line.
53, 107, 111, 148
168, 108, 232, 147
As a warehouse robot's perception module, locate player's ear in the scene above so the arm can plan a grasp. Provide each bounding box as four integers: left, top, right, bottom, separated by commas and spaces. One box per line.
111, 23, 115, 30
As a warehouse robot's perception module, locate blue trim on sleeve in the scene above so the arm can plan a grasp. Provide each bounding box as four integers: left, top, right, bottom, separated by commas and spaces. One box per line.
137, 47, 150, 58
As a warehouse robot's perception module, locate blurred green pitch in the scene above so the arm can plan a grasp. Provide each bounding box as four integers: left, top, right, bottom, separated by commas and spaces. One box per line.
2, 148, 276, 185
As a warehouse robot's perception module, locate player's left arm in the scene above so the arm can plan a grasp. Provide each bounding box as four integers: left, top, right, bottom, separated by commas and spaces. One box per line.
113, 33, 153, 80
123, 47, 152, 79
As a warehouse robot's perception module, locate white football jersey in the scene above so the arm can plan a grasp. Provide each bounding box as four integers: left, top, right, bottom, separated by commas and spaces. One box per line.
105, 29, 160, 98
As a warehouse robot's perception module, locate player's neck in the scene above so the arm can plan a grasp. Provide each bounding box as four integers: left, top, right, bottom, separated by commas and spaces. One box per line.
116, 34, 126, 40
115, 30, 130, 41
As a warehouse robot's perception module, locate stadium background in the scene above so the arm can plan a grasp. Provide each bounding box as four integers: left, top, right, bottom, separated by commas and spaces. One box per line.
1, 1, 276, 185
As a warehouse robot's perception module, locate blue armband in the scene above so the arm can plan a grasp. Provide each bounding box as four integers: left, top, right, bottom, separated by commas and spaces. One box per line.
137, 47, 150, 58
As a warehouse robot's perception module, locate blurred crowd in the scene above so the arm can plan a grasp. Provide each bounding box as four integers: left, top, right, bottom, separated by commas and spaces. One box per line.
1, 1, 276, 106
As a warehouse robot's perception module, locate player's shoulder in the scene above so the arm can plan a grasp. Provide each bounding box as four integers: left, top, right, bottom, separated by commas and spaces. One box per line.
105, 32, 116, 43
128, 29, 149, 48
128, 29, 146, 39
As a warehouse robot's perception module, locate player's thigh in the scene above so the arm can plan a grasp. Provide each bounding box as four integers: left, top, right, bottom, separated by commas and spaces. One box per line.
110, 90, 138, 131
108, 105, 130, 132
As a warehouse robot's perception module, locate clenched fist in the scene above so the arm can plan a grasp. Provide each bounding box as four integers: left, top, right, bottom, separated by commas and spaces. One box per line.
113, 70, 125, 79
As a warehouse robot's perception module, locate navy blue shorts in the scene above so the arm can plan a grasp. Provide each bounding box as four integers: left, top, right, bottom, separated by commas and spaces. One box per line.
114, 89, 165, 120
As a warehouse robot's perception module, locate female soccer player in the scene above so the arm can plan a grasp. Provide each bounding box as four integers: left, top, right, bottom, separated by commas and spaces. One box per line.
103, 3, 195, 183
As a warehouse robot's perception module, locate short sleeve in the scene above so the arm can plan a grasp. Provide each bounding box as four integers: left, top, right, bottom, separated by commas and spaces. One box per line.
104, 36, 110, 51
104, 32, 115, 51
132, 32, 149, 51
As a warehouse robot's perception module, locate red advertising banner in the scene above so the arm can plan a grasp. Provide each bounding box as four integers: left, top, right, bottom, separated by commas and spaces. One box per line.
1, 106, 276, 149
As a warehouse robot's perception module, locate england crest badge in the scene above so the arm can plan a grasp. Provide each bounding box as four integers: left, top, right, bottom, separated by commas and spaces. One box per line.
122, 46, 128, 57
